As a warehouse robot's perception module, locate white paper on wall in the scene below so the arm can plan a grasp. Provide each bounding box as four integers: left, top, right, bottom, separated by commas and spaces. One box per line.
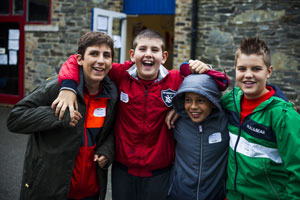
8, 40, 19, 50
113, 35, 122, 48
97, 15, 108, 31
9, 50, 18, 65
9, 29, 20, 40
0, 48, 5, 54
0, 54, 8, 65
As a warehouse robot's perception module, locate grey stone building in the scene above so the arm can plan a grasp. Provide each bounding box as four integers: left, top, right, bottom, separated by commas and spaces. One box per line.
0, 0, 299, 110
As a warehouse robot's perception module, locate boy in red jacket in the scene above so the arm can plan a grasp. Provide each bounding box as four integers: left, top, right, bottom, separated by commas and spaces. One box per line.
52, 29, 209, 200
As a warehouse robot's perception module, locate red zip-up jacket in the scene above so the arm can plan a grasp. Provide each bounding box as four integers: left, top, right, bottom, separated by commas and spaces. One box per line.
59, 55, 183, 177
68, 86, 109, 199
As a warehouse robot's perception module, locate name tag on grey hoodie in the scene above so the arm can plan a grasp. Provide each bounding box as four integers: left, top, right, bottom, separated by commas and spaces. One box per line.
209, 132, 222, 144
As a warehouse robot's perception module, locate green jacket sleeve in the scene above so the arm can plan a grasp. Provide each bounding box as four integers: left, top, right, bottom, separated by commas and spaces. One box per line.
6, 78, 70, 134
276, 105, 300, 199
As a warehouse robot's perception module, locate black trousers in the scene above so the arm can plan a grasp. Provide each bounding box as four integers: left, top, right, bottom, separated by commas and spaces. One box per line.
112, 162, 171, 200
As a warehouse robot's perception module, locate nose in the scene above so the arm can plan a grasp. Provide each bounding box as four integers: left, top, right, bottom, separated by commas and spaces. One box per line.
190, 101, 198, 110
244, 69, 253, 78
97, 54, 104, 64
145, 49, 152, 57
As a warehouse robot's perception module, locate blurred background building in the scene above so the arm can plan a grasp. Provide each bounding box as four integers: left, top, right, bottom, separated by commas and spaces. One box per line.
0, 0, 299, 109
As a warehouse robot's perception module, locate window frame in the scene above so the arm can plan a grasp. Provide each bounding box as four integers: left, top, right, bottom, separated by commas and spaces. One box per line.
0, 0, 52, 25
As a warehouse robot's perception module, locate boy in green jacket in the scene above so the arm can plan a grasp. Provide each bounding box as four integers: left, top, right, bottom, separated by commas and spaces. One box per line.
222, 37, 300, 199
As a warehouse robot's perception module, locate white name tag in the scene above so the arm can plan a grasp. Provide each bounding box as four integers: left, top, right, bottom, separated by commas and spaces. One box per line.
120, 91, 129, 103
93, 108, 106, 117
209, 132, 222, 144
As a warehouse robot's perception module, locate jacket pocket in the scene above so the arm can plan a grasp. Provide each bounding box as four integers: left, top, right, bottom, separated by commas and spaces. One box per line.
263, 161, 280, 200
24, 157, 44, 190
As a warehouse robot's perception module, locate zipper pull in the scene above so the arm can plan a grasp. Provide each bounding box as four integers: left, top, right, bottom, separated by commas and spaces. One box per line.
198, 125, 203, 133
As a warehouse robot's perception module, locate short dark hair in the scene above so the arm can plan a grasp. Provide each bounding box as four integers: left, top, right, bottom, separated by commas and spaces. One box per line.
77, 31, 114, 60
132, 29, 165, 51
235, 37, 271, 68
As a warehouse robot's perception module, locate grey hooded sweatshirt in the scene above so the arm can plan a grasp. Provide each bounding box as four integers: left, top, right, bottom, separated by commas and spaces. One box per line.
168, 74, 229, 200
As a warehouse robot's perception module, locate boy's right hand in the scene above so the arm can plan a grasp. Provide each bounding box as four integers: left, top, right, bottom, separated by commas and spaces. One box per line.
165, 109, 180, 129
189, 59, 210, 74
51, 90, 78, 121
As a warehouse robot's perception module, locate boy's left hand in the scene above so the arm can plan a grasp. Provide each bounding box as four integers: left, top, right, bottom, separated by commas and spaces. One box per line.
94, 154, 108, 168
189, 59, 210, 74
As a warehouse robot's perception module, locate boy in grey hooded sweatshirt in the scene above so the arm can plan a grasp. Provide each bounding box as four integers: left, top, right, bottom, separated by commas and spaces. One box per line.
168, 71, 230, 200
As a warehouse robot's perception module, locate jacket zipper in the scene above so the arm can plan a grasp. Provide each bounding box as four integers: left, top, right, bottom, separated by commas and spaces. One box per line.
232, 88, 273, 192
79, 95, 90, 192
196, 125, 203, 200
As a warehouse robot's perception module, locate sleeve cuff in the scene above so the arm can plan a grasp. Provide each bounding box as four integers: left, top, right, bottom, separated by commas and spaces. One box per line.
61, 80, 77, 94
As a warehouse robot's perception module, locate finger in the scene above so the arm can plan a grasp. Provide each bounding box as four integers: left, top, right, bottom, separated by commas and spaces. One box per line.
98, 159, 108, 168
188, 59, 194, 65
59, 104, 67, 120
94, 154, 99, 162
170, 113, 179, 128
98, 155, 107, 162
51, 98, 59, 110
69, 105, 75, 121
74, 100, 78, 111
69, 121, 76, 127
165, 115, 171, 129
55, 102, 63, 117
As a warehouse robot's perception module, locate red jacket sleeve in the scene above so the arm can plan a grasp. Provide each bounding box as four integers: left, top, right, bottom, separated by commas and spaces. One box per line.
58, 54, 79, 85
108, 61, 134, 87
58, 55, 134, 88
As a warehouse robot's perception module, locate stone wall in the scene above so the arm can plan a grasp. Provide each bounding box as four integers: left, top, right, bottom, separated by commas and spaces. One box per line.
24, 0, 122, 94
173, 0, 300, 110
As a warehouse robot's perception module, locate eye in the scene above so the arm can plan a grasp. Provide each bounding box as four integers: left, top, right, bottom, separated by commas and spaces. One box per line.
237, 66, 246, 72
197, 99, 205, 104
151, 47, 160, 52
138, 47, 146, 51
90, 51, 98, 56
103, 52, 111, 58
252, 66, 262, 72
185, 97, 191, 103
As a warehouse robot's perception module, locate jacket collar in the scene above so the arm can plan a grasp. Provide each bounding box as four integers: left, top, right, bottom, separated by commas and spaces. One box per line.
78, 67, 118, 100
126, 64, 169, 82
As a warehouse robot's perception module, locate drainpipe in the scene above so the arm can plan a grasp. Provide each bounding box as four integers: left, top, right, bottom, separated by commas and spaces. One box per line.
191, 0, 198, 59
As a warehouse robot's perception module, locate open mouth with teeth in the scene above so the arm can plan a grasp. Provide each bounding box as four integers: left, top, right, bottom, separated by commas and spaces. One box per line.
142, 60, 154, 67
189, 112, 202, 118
243, 81, 255, 87
92, 66, 105, 74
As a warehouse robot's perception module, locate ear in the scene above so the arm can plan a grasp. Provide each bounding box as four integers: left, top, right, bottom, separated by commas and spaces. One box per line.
76, 54, 83, 66
129, 49, 135, 62
161, 51, 168, 65
267, 65, 273, 78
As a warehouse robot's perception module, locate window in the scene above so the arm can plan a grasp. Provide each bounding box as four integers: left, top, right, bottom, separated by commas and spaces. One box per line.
0, 0, 50, 24
0, 0, 10, 14
27, 0, 50, 23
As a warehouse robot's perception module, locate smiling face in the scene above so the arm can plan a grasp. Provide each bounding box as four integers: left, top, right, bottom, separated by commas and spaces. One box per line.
77, 44, 112, 92
235, 53, 273, 99
129, 37, 168, 81
184, 92, 214, 123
